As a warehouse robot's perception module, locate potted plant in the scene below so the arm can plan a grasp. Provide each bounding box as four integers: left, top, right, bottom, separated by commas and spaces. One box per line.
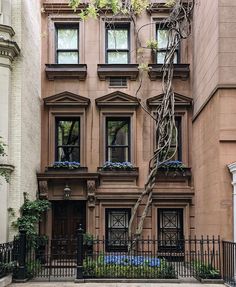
83, 233, 94, 256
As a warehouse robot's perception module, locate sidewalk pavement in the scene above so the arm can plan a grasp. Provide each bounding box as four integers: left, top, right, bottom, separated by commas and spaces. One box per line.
10, 283, 225, 287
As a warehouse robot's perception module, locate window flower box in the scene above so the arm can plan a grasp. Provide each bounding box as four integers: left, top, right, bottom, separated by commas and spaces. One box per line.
45, 161, 88, 172
98, 161, 137, 172
98, 162, 139, 185
156, 161, 191, 182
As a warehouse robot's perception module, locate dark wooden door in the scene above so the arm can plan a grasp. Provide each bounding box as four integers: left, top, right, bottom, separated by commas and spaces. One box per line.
52, 201, 86, 257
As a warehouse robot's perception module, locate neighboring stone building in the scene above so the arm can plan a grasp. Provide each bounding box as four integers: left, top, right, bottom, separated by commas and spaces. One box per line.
0, 0, 41, 242
192, 0, 236, 240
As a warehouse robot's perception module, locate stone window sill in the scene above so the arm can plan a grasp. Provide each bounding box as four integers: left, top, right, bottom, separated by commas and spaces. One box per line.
45, 64, 87, 81
97, 64, 139, 80
148, 64, 190, 80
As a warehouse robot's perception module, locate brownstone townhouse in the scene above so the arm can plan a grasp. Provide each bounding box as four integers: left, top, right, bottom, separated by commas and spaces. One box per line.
35, 0, 236, 253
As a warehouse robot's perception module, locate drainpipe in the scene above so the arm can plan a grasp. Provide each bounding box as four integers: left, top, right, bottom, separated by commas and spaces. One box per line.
228, 162, 236, 242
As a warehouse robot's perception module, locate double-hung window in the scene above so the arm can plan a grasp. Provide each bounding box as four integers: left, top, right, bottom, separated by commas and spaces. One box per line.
55, 118, 80, 162
56, 24, 79, 64
106, 23, 130, 64
156, 24, 179, 64
106, 117, 130, 162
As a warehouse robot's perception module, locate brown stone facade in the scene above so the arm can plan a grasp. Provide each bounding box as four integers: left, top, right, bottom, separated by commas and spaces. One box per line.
40, 1, 199, 245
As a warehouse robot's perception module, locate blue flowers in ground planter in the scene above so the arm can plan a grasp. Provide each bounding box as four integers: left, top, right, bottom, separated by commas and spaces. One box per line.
52, 161, 81, 169
104, 255, 160, 267
83, 254, 176, 278
102, 161, 135, 171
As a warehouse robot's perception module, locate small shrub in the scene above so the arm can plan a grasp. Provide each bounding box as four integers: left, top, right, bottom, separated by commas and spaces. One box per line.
194, 262, 221, 279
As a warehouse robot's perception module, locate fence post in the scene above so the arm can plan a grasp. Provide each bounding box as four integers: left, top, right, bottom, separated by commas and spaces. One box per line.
76, 224, 84, 280
16, 228, 27, 281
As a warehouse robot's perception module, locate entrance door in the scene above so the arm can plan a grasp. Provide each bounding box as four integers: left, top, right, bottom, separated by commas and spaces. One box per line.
52, 201, 86, 256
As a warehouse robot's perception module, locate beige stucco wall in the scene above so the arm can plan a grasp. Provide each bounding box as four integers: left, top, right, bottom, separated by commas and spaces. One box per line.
6, 0, 41, 239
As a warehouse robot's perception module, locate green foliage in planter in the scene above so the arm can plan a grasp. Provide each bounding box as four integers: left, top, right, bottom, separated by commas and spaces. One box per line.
83, 254, 176, 278
26, 260, 42, 279
12, 193, 51, 246
159, 160, 186, 175
194, 262, 221, 279
83, 233, 94, 245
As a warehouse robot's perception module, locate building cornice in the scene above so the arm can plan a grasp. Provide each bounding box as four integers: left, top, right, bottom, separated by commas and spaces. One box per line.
193, 84, 236, 122
0, 24, 15, 37
228, 162, 236, 179
0, 38, 20, 62
42, 2, 88, 14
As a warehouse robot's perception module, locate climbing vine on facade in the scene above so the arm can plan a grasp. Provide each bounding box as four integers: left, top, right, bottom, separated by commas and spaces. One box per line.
12, 193, 51, 245
69, 0, 194, 241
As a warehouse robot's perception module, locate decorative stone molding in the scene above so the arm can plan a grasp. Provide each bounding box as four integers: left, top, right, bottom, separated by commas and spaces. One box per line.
228, 162, 236, 242
0, 163, 14, 172
147, 92, 193, 107
87, 180, 96, 208
42, 2, 88, 14
0, 38, 20, 62
95, 91, 139, 108
38, 180, 49, 199
0, 24, 15, 37
44, 91, 90, 107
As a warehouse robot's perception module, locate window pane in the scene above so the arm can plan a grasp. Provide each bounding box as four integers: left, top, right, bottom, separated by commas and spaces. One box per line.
57, 120, 79, 146
108, 147, 129, 162
107, 119, 129, 146
108, 29, 128, 49
157, 51, 177, 64
58, 52, 78, 64
157, 29, 168, 49
107, 52, 128, 64
57, 147, 80, 162
58, 28, 78, 49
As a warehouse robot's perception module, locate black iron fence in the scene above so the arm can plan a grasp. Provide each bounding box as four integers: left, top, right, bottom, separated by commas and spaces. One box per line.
1, 228, 235, 283
223, 241, 236, 286
0, 240, 18, 278
83, 236, 221, 279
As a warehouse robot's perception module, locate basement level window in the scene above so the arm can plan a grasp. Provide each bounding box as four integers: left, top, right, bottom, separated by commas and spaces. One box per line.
109, 77, 127, 87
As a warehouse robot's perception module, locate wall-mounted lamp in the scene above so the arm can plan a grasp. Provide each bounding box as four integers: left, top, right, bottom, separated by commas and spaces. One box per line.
64, 184, 71, 200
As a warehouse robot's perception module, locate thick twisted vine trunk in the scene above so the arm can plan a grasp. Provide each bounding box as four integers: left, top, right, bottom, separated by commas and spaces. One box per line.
128, 0, 194, 244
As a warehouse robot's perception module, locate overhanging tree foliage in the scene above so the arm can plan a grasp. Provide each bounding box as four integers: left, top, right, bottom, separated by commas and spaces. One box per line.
69, 0, 194, 240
